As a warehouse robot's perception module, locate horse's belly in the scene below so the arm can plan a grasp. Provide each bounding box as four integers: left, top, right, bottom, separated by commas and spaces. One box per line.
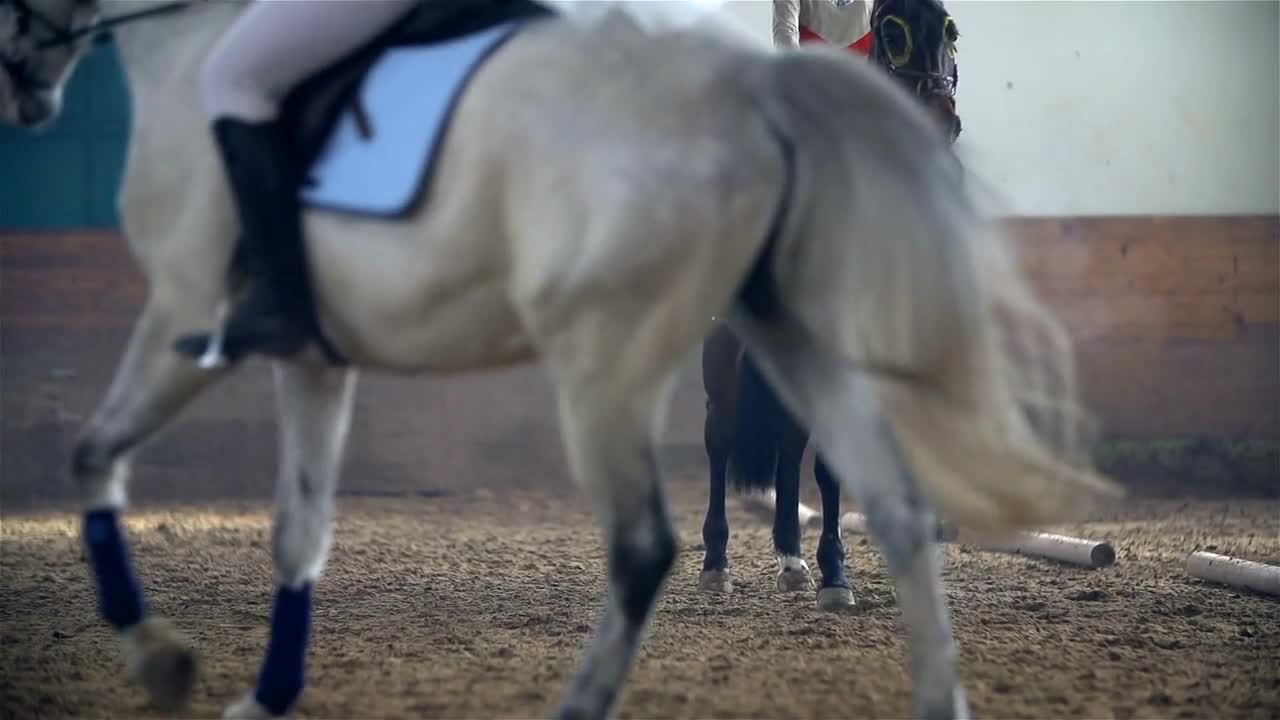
336, 284, 534, 373
306, 217, 534, 373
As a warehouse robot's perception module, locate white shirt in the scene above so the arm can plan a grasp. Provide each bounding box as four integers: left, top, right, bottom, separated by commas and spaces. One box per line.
772, 0, 872, 48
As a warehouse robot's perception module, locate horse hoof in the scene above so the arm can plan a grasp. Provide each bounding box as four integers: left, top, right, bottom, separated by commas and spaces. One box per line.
224, 691, 279, 719
697, 569, 733, 594
775, 558, 815, 592
915, 686, 971, 720
122, 617, 198, 713
816, 586, 857, 612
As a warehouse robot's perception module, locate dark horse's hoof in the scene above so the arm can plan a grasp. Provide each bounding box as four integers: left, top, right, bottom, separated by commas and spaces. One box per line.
816, 586, 857, 611
776, 558, 814, 592
697, 569, 733, 594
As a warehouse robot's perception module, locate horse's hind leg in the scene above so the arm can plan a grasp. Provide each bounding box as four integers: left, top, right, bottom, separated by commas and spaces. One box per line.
813, 453, 856, 611
699, 394, 733, 593
772, 411, 814, 592
840, 457, 966, 719
546, 368, 678, 720
72, 300, 228, 712
730, 311, 968, 719
699, 323, 739, 594
224, 363, 356, 720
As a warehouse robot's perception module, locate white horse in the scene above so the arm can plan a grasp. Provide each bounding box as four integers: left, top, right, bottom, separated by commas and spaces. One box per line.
1, 0, 1118, 717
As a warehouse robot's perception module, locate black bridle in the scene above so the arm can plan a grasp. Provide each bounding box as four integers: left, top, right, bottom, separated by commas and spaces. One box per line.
869, 5, 959, 103
868, 1, 961, 142
3, 0, 190, 50
1, 0, 191, 99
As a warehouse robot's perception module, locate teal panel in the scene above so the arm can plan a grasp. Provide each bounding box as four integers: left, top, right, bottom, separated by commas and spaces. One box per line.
87, 41, 132, 136
87, 139, 127, 226
0, 40, 131, 229
0, 141, 91, 227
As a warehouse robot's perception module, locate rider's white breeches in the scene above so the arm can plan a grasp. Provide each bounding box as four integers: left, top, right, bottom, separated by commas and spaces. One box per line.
199, 0, 419, 122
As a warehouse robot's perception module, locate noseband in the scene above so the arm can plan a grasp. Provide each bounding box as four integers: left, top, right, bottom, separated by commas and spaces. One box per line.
883, 60, 956, 101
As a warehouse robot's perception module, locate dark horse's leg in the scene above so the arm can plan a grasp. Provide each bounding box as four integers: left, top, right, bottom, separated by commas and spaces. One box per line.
730, 351, 814, 592
698, 322, 740, 593
772, 405, 815, 592
814, 453, 857, 610
738, 352, 854, 605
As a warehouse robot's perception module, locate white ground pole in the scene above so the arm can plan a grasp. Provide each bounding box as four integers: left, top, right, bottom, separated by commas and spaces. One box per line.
744, 495, 1116, 569
740, 489, 822, 527
960, 530, 1118, 568
839, 513, 1113, 568
1186, 551, 1280, 596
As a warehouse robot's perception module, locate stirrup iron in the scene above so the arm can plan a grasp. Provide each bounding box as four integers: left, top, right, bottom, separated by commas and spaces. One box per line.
196, 300, 231, 370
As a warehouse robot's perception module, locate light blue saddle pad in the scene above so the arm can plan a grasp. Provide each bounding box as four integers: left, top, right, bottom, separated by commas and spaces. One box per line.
300, 21, 524, 217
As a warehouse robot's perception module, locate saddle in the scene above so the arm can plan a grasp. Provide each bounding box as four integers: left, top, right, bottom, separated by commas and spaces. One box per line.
279, 0, 555, 193
210, 0, 556, 366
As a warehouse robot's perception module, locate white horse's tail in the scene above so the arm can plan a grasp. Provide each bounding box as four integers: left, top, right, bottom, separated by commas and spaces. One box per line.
741, 47, 1122, 532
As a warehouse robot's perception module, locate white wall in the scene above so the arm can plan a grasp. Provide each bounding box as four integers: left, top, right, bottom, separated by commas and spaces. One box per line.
718, 0, 1280, 216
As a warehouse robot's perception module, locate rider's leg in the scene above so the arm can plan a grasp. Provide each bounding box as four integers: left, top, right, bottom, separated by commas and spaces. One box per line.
181, 0, 419, 363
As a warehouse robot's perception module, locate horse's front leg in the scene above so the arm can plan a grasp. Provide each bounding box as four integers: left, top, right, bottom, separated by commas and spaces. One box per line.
813, 454, 857, 611
73, 298, 229, 712
223, 363, 356, 720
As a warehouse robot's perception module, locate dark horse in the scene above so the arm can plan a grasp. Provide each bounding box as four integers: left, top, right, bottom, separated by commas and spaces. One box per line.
698, 0, 962, 610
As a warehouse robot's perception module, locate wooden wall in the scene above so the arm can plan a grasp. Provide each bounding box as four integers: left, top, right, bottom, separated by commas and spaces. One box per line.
1017, 216, 1278, 439
2, 215, 1276, 507
1, 230, 576, 507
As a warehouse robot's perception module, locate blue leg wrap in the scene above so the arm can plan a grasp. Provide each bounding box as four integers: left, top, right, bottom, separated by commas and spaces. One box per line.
254, 583, 312, 716
83, 509, 146, 630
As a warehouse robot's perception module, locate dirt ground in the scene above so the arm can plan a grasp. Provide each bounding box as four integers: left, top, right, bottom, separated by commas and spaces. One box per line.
2, 479, 1278, 720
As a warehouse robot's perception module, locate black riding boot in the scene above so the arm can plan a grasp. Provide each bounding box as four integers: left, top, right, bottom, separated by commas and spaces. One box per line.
175, 117, 317, 363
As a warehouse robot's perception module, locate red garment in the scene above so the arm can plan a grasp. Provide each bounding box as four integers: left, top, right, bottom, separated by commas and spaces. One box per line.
799, 25, 873, 56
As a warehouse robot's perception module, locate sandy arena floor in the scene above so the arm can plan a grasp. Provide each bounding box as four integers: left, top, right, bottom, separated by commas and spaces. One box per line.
2, 481, 1277, 719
